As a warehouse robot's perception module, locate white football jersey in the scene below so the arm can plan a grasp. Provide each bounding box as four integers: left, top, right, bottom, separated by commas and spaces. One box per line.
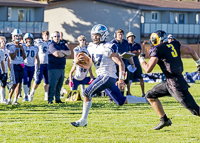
87, 42, 118, 79
34, 39, 51, 64
7, 43, 27, 64
73, 46, 89, 80
1, 48, 9, 73
24, 45, 39, 67
73, 45, 89, 55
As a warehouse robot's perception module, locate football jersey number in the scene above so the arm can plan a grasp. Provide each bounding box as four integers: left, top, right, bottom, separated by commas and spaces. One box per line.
167, 44, 178, 58
92, 54, 103, 67
80, 68, 87, 72
43, 46, 47, 53
5, 54, 8, 61
26, 50, 35, 57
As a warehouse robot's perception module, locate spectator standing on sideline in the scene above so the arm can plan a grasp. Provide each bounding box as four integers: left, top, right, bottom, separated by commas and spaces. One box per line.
29, 31, 51, 101
111, 29, 135, 96
0, 36, 9, 104
126, 32, 145, 97
7, 29, 26, 105
60, 32, 69, 46
48, 31, 71, 104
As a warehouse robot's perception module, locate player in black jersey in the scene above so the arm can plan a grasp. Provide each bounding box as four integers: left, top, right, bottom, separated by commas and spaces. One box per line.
139, 30, 200, 130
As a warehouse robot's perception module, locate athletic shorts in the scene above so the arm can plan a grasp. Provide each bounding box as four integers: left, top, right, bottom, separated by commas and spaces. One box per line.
146, 81, 199, 116
1, 73, 7, 87
35, 64, 49, 84
84, 75, 126, 105
10, 64, 24, 84
23, 65, 35, 87
72, 77, 91, 90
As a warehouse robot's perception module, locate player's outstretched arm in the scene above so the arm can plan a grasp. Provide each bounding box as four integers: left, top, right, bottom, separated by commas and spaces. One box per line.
139, 54, 158, 73
180, 45, 200, 71
69, 65, 76, 83
111, 52, 125, 72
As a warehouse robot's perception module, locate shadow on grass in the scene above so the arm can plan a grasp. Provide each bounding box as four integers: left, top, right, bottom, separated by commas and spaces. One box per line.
0, 99, 151, 112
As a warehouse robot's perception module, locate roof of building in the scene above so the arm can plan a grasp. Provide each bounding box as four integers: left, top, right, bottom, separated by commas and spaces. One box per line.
49, 0, 200, 11
101, 0, 200, 10
0, 0, 48, 7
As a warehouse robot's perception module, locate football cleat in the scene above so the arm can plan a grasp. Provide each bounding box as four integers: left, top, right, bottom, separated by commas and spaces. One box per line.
12, 101, 20, 105
28, 93, 34, 101
23, 96, 29, 102
7, 101, 11, 105
1, 99, 7, 104
153, 119, 172, 130
70, 119, 87, 127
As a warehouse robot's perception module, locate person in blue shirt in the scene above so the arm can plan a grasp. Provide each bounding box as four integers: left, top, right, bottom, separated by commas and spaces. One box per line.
126, 32, 145, 97
111, 29, 135, 97
48, 31, 71, 104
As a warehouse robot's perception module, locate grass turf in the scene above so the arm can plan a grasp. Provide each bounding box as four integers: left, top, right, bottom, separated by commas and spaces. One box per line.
0, 58, 200, 142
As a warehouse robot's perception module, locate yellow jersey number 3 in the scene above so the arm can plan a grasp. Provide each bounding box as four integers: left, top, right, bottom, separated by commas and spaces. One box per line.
167, 44, 178, 58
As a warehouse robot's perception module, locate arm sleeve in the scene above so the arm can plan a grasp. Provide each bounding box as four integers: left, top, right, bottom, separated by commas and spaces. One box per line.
149, 46, 159, 58
48, 43, 57, 54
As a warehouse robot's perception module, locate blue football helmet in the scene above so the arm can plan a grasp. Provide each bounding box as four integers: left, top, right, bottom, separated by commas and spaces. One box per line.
91, 24, 109, 42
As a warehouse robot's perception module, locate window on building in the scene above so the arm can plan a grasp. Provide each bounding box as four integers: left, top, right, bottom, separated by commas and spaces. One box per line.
151, 11, 158, 21
179, 14, 184, 24
18, 9, 25, 21
8, 7, 11, 19
26, 9, 32, 22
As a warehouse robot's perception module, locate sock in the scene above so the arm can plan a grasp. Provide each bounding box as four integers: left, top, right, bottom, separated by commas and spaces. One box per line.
160, 114, 168, 122
31, 89, 35, 95
45, 92, 48, 97
23, 85, 28, 97
13, 98, 17, 102
0, 87, 4, 102
8, 98, 11, 102
126, 95, 148, 104
80, 100, 92, 121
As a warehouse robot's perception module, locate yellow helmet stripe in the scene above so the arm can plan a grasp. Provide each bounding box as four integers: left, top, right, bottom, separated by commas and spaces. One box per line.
150, 33, 160, 46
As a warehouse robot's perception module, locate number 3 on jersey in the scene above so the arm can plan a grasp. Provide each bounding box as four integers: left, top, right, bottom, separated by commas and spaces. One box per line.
167, 44, 178, 58
92, 54, 103, 67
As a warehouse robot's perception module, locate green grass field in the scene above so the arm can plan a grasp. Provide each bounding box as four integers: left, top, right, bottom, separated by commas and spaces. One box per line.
0, 58, 200, 143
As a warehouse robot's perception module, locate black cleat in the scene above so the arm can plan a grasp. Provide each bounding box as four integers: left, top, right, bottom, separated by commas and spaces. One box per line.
70, 120, 87, 127
55, 100, 64, 103
153, 119, 172, 130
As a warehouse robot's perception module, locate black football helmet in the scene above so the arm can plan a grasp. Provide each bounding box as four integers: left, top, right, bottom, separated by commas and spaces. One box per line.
150, 30, 168, 46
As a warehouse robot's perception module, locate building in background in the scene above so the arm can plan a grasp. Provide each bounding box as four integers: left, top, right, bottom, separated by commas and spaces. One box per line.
45, 0, 200, 44
0, 0, 48, 42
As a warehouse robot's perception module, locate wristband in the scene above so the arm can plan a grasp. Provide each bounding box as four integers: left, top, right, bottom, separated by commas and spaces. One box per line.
139, 56, 145, 64
195, 59, 200, 66
119, 71, 127, 80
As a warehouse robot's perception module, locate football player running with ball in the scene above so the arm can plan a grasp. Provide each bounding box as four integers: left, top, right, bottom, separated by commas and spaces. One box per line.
139, 30, 200, 130
70, 24, 148, 127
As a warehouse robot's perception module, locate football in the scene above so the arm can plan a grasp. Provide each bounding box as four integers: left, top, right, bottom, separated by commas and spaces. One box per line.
77, 52, 89, 65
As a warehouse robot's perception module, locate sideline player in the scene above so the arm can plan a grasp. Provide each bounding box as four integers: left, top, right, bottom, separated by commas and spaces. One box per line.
139, 30, 200, 130
22, 33, 40, 101
69, 35, 94, 91
7, 29, 26, 105
29, 31, 50, 101
0, 36, 8, 104
70, 24, 148, 127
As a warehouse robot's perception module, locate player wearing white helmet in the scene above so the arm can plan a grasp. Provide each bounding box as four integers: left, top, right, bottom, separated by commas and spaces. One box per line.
0, 36, 8, 104
7, 29, 26, 105
29, 31, 51, 101
70, 24, 148, 127
22, 33, 40, 102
